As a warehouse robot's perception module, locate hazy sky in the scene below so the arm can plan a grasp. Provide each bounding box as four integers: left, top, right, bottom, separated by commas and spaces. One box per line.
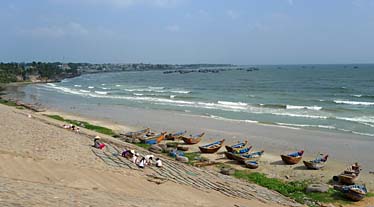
1, 0, 374, 64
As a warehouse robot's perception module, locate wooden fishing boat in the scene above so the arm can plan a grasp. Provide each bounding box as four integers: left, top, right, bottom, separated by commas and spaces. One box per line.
227, 150, 264, 163
333, 163, 361, 185
232, 146, 252, 154
334, 185, 368, 201
123, 128, 150, 138
181, 132, 205, 144
165, 130, 187, 140
245, 160, 259, 169
303, 154, 328, 170
224, 146, 253, 160
140, 132, 167, 144
199, 139, 225, 153
280, 150, 304, 165
225, 141, 248, 152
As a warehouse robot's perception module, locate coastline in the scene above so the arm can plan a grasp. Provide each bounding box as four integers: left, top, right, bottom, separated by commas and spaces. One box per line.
40, 103, 374, 189
2, 83, 374, 189
0, 87, 373, 206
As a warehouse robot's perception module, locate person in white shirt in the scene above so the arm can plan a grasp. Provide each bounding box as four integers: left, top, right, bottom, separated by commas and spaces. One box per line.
155, 158, 162, 168
145, 155, 154, 166
138, 157, 146, 168
131, 153, 138, 164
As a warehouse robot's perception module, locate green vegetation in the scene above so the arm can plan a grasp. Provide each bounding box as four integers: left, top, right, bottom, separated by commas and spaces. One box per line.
135, 143, 152, 150
46, 114, 115, 136
0, 62, 79, 84
0, 98, 18, 107
184, 152, 201, 164
233, 171, 350, 206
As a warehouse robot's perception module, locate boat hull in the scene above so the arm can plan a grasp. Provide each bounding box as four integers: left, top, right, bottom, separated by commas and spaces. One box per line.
303, 160, 325, 170
199, 139, 225, 153
281, 155, 302, 165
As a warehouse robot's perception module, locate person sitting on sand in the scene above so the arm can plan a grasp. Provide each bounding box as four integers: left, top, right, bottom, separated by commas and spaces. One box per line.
131, 153, 139, 164
122, 149, 134, 159
138, 157, 146, 168
93, 136, 105, 149
63, 124, 70, 129
145, 155, 154, 165
75, 127, 80, 133
155, 158, 162, 168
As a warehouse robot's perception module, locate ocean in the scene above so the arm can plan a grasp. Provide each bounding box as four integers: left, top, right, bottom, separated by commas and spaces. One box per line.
13, 64, 374, 137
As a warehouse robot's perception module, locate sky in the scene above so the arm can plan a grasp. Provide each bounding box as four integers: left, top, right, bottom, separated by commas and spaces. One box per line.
0, 0, 374, 65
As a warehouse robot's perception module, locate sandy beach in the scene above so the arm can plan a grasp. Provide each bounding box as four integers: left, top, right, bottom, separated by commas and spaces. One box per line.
40, 103, 374, 187
0, 103, 307, 207
1, 89, 374, 206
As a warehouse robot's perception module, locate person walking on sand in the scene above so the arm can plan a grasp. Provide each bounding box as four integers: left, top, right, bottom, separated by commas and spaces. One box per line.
155, 158, 162, 168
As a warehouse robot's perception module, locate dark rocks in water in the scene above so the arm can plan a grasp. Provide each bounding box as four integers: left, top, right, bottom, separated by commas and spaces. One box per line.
163, 67, 259, 75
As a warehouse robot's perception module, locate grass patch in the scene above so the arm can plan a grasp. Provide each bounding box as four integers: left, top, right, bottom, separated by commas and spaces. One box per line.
367, 192, 374, 197
135, 143, 151, 150
46, 114, 115, 136
233, 171, 350, 206
0, 98, 18, 107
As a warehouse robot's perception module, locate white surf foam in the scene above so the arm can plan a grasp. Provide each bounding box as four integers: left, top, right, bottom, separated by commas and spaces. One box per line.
334, 100, 374, 106
79, 89, 90, 93
170, 90, 191, 94
272, 112, 328, 119
88, 86, 94, 89
74, 85, 82, 87
286, 105, 322, 110
95, 91, 108, 95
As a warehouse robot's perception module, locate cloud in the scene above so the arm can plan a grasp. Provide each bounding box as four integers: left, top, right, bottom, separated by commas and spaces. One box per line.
287, 0, 294, 6
21, 22, 88, 38
165, 24, 180, 32
226, 10, 239, 19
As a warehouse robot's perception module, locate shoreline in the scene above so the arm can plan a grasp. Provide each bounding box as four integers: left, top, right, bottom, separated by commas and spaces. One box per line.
40, 104, 374, 189
2, 83, 374, 189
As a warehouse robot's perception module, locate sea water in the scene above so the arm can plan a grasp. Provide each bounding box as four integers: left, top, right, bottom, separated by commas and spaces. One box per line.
17, 64, 374, 137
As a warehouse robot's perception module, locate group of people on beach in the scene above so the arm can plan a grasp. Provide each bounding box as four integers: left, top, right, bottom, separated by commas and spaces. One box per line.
92, 136, 162, 168
121, 149, 163, 168
62, 124, 80, 133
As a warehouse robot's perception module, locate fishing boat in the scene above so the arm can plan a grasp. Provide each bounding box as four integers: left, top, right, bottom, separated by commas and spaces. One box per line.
333, 163, 361, 185
123, 128, 150, 138
232, 146, 252, 154
181, 132, 205, 144
165, 130, 187, 140
225, 141, 248, 152
199, 139, 225, 153
227, 150, 264, 163
280, 150, 304, 165
334, 185, 368, 201
140, 132, 167, 144
224, 146, 253, 160
245, 160, 259, 169
303, 154, 328, 170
